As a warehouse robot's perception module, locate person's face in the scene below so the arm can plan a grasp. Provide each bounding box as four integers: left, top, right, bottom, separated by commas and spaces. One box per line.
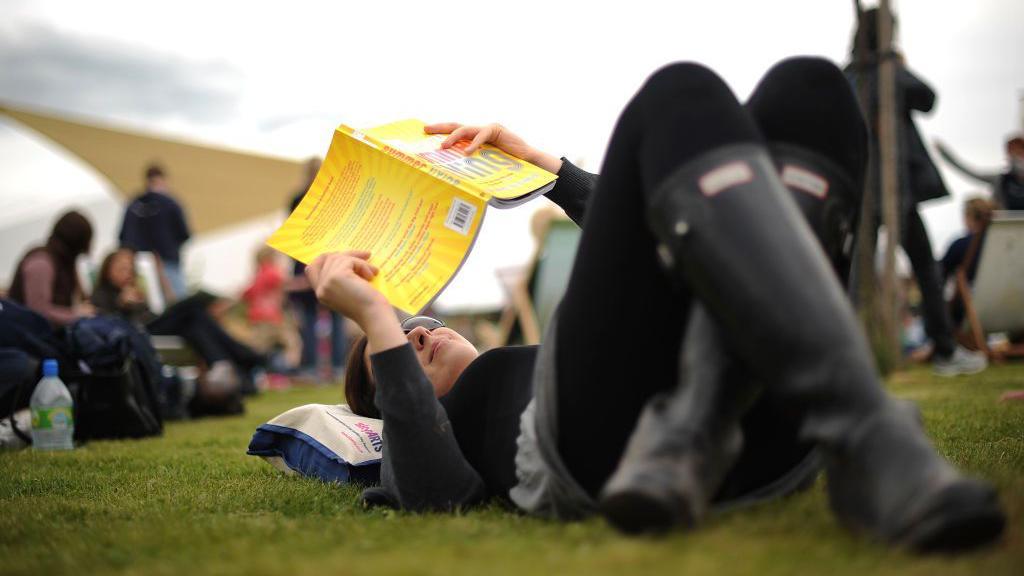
107, 252, 136, 289
363, 325, 478, 398
147, 175, 168, 192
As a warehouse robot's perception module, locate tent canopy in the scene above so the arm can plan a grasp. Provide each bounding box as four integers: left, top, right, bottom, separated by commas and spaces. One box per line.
1, 102, 306, 234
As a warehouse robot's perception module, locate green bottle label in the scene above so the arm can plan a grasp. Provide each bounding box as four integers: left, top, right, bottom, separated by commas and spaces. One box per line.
31, 407, 74, 430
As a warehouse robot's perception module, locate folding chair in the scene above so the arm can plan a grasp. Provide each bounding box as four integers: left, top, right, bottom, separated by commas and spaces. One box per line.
955, 211, 1024, 359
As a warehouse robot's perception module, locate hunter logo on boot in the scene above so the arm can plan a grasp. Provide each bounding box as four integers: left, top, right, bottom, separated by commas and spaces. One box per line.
781, 165, 829, 199
699, 161, 753, 197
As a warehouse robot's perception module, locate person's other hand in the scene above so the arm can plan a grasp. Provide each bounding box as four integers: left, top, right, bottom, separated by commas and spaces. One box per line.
305, 250, 388, 326
119, 286, 144, 307
424, 122, 563, 173
74, 302, 97, 318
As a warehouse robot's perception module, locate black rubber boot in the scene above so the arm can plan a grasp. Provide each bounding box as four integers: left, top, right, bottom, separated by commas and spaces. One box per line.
597, 59, 839, 537
642, 139, 1003, 553
600, 304, 758, 533
742, 57, 1005, 552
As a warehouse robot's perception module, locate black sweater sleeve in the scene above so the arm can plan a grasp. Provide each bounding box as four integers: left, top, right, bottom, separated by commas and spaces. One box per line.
544, 158, 598, 227
368, 344, 485, 511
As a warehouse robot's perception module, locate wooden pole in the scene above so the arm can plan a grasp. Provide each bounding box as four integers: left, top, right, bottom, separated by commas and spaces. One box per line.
851, 0, 896, 372
852, 1, 877, 316
876, 0, 903, 367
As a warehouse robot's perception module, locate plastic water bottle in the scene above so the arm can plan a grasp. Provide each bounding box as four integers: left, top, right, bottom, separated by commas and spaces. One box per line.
30, 359, 74, 451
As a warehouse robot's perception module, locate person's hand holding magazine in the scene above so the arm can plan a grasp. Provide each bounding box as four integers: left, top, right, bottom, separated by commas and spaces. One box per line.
425, 122, 564, 174
304, 250, 406, 355
305, 124, 563, 357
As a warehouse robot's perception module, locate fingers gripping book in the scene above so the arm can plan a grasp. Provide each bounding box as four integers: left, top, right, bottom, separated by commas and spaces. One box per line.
267, 119, 557, 314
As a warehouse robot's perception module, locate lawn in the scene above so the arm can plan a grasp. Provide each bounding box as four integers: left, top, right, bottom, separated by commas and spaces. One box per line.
1, 365, 1022, 576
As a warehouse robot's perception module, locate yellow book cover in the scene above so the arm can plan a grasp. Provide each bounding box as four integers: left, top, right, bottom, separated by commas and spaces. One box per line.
267, 120, 557, 314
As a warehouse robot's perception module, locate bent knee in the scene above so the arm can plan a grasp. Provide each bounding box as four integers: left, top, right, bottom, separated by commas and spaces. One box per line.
635, 62, 731, 109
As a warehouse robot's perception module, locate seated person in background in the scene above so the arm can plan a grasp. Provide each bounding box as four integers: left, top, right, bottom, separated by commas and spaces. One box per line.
941, 196, 995, 327
242, 246, 290, 361
8, 210, 96, 326
92, 248, 266, 392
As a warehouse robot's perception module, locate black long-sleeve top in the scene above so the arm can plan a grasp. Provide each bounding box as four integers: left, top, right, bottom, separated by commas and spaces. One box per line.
367, 159, 597, 509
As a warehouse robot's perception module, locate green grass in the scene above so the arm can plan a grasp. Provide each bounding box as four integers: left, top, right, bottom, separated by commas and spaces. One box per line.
2, 366, 1023, 576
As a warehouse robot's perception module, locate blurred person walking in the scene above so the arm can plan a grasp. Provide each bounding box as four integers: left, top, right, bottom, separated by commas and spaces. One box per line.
119, 164, 192, 299
8, 210, 96, 326
287, 158, 347, 381
845, 8, 985, 376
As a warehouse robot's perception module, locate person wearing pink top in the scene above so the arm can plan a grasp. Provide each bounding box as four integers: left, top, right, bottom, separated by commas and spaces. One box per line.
8, 210, 96, 327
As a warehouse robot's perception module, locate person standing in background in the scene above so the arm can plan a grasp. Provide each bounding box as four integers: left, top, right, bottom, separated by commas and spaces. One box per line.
119, 164, 191, 299
287, 157, 347, 381
845, 8, 986, 376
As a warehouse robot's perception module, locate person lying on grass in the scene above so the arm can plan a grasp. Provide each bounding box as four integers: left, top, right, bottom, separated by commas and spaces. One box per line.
305, 57, 1006, 554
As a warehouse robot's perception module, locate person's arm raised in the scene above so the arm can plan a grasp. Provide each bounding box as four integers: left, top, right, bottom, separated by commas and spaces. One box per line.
425, 122, 563, 175
307, 249, 486, 511
304, 250, 405, 354
424, 122, 597, 225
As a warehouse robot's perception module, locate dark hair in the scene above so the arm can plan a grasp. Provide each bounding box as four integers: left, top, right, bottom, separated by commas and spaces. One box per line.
97, 248, 136, 292
344, 335, 379, 418
9, 210, 93, 307
145, 164, 165, 181
964, 197, 995, 227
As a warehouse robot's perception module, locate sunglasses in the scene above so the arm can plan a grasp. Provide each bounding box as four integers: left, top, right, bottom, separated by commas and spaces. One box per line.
401, 316, 446, 334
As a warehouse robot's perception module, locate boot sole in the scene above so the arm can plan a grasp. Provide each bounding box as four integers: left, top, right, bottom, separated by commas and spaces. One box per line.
897, 483, 1006, 553
600, 489, 695, 535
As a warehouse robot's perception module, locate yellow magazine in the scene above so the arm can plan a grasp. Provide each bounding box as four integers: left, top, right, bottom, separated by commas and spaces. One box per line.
267, 119, 557, 314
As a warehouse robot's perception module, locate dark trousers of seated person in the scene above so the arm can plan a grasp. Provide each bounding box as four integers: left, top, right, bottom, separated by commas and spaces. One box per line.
146, 299, 261, 370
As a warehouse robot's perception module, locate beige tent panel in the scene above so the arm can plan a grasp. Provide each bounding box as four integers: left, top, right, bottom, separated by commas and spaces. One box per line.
1, 103, 306, 234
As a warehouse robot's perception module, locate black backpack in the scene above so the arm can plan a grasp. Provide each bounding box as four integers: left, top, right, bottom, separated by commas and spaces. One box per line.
64, 315, 164, 439
0, 300, 164, 442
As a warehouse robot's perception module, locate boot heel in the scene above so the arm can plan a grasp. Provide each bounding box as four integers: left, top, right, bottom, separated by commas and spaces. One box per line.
600, 482, 697, 534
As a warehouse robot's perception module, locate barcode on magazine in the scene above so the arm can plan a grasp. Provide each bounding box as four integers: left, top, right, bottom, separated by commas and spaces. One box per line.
444, 198, 477, 235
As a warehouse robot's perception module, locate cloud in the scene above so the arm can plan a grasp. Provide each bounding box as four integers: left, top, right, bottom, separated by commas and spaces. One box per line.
0, 23, 243, 123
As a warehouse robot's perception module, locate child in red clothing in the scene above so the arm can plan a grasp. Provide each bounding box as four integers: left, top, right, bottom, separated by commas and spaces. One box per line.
243, 247, 286, 351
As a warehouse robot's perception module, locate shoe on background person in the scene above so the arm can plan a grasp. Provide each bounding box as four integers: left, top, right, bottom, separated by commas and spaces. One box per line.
933, 346, 988, 377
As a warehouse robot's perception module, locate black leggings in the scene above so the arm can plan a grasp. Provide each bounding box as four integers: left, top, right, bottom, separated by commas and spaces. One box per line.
441, 61, 837, 501
553, 63, 784, 497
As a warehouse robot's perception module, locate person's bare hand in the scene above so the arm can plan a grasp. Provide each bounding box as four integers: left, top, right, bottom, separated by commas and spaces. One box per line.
305, 250, 388, 325
119, 286, 144, 307
74, 302, 97, 318
423, 122, 563, 173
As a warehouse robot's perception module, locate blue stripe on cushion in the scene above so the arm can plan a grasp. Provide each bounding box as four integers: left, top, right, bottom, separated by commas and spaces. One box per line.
247, 424, 381, 484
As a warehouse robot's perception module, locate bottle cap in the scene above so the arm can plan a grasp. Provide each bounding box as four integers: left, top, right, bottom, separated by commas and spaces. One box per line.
42, 359, 59, 377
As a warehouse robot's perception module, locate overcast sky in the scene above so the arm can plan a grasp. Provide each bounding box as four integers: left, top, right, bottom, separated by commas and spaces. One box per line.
1, 0, 1021, 305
